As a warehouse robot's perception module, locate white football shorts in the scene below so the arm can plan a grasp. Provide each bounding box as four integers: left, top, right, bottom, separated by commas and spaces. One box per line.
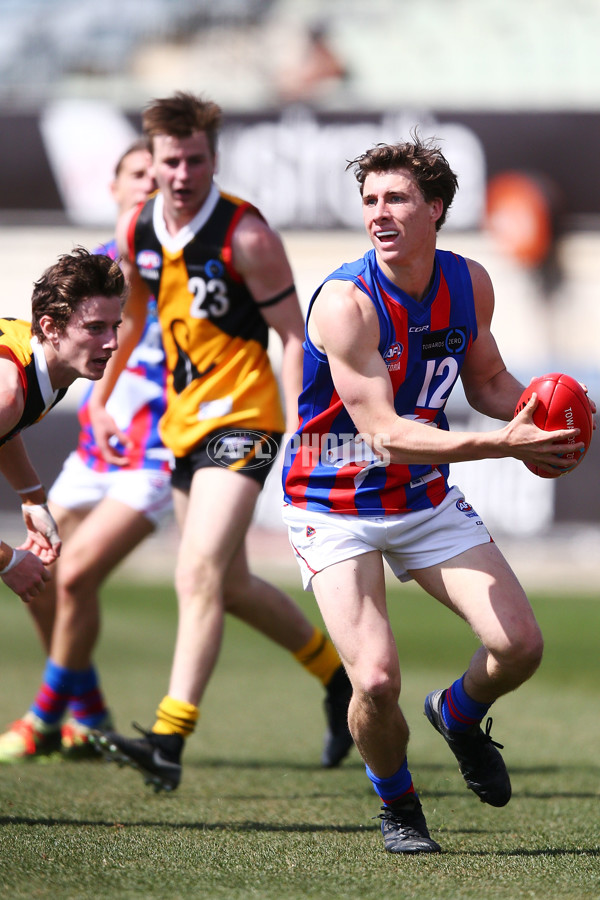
282, 486, 492, 590
49, 451, 173, 526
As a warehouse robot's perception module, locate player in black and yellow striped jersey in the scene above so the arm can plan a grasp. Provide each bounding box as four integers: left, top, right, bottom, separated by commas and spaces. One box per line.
0, 249, 124, 605
89, 92, 354, 789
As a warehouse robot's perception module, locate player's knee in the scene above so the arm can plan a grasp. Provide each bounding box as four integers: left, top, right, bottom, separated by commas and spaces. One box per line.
496, 624, 544, 678
57, 554, 98, 600
353, 663, 401, 709
521, 625, 544, 675
174, 554, 220, 601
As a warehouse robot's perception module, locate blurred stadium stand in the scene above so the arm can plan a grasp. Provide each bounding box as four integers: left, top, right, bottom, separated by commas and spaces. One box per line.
0, 0, 275, 98
0, 0, 599, 110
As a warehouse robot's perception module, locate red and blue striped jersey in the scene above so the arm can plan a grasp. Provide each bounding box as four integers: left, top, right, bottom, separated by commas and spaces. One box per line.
76, 239, 171, 473
283, 248, 477, 515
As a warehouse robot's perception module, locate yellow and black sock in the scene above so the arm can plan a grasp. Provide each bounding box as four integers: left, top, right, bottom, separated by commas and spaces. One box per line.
293, 627, 341, 687
152, 695, 199, 738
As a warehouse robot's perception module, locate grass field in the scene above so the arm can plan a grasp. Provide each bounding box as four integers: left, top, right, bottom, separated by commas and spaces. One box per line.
0, 574, 599, 900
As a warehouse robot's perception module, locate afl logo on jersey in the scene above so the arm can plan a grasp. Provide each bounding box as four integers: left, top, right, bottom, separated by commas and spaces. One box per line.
456, 498, 479, 518
383, 342, 404, 371
137, 250, 162, 280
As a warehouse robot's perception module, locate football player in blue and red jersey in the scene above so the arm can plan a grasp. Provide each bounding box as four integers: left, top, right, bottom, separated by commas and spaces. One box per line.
282, 138, 593, 854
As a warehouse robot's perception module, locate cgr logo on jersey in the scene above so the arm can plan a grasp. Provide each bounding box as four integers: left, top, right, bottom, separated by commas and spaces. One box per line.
137, 250, 161, 281
422, 327, 467, 359
383, 341, 404, 371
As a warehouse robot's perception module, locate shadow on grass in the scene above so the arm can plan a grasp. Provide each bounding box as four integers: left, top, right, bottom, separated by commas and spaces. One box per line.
190, 758, 599, 802
193, 756, 366, 771
1, 816, 598, 857
446, 848, 600, 857
193, 758, 600, 778
513, 790, 600, 799
421, 788, 600, 799
508, 764, 600, 775
0, 816, 366, 834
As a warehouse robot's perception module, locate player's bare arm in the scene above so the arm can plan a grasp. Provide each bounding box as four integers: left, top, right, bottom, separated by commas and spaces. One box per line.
461, 259, 585, 470
460, 260, 525, 420
0, 360, 49, 509
0, 361, 55, 596
0, 545, 51, 603
0, 433, 42, 496
101, 203, 150, 389
311, 279, 582, 468
0, 354, 25, 434
232, 213, 305, 431
0, 434, 61, 563
88, 206, 150, 465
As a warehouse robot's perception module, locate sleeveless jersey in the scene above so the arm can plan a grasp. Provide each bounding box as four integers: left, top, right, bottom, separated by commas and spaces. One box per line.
0, 318, 67, 447
283, 248, 478, 516
75, 238, 171, 473
130, 188, 284, 457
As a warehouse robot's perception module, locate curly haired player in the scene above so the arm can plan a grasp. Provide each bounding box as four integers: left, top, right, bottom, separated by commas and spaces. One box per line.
282, 137, 595, 853
0, 249, 124, 604
0, 141, 173, 763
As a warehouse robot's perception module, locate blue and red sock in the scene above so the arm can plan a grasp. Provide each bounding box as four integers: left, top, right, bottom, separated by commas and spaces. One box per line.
441, 675, 491, 732
31, 660, 107, 728
67, 665, 108, 728
31, 659, 76, 725
366, 756, 416, 807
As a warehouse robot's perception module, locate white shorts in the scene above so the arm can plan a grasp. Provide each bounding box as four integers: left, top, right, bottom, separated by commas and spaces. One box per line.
49, 452, 173, 526
282, 486, 492, 590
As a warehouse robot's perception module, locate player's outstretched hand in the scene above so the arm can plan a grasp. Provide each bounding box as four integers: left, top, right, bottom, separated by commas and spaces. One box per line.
88, 403, 131, 467
578, 382, 597, 428
508, 393, 584, 475
0, 546, 50, 603
21, 502, 61, 563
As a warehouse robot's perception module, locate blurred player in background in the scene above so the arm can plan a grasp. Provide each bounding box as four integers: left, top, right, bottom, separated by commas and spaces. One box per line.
0, 249, 124, 604
282, 137, 594, 853
0, 140, 173, 763
89, 91, 353, 790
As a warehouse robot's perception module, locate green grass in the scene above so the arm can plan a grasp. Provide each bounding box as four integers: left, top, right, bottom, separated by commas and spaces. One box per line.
0, 576, 599, 900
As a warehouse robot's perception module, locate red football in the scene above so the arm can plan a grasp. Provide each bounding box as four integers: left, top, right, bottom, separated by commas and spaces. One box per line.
514, 373, 593, 478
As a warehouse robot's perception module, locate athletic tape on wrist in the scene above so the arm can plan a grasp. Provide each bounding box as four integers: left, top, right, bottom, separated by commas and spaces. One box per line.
21, 503, 60, 546
0, 548, 29, 575
17, 483, 43, 494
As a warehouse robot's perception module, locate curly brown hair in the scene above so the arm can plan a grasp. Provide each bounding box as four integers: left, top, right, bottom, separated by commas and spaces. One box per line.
346, 136, 459, 231
31, 247, 126, 341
